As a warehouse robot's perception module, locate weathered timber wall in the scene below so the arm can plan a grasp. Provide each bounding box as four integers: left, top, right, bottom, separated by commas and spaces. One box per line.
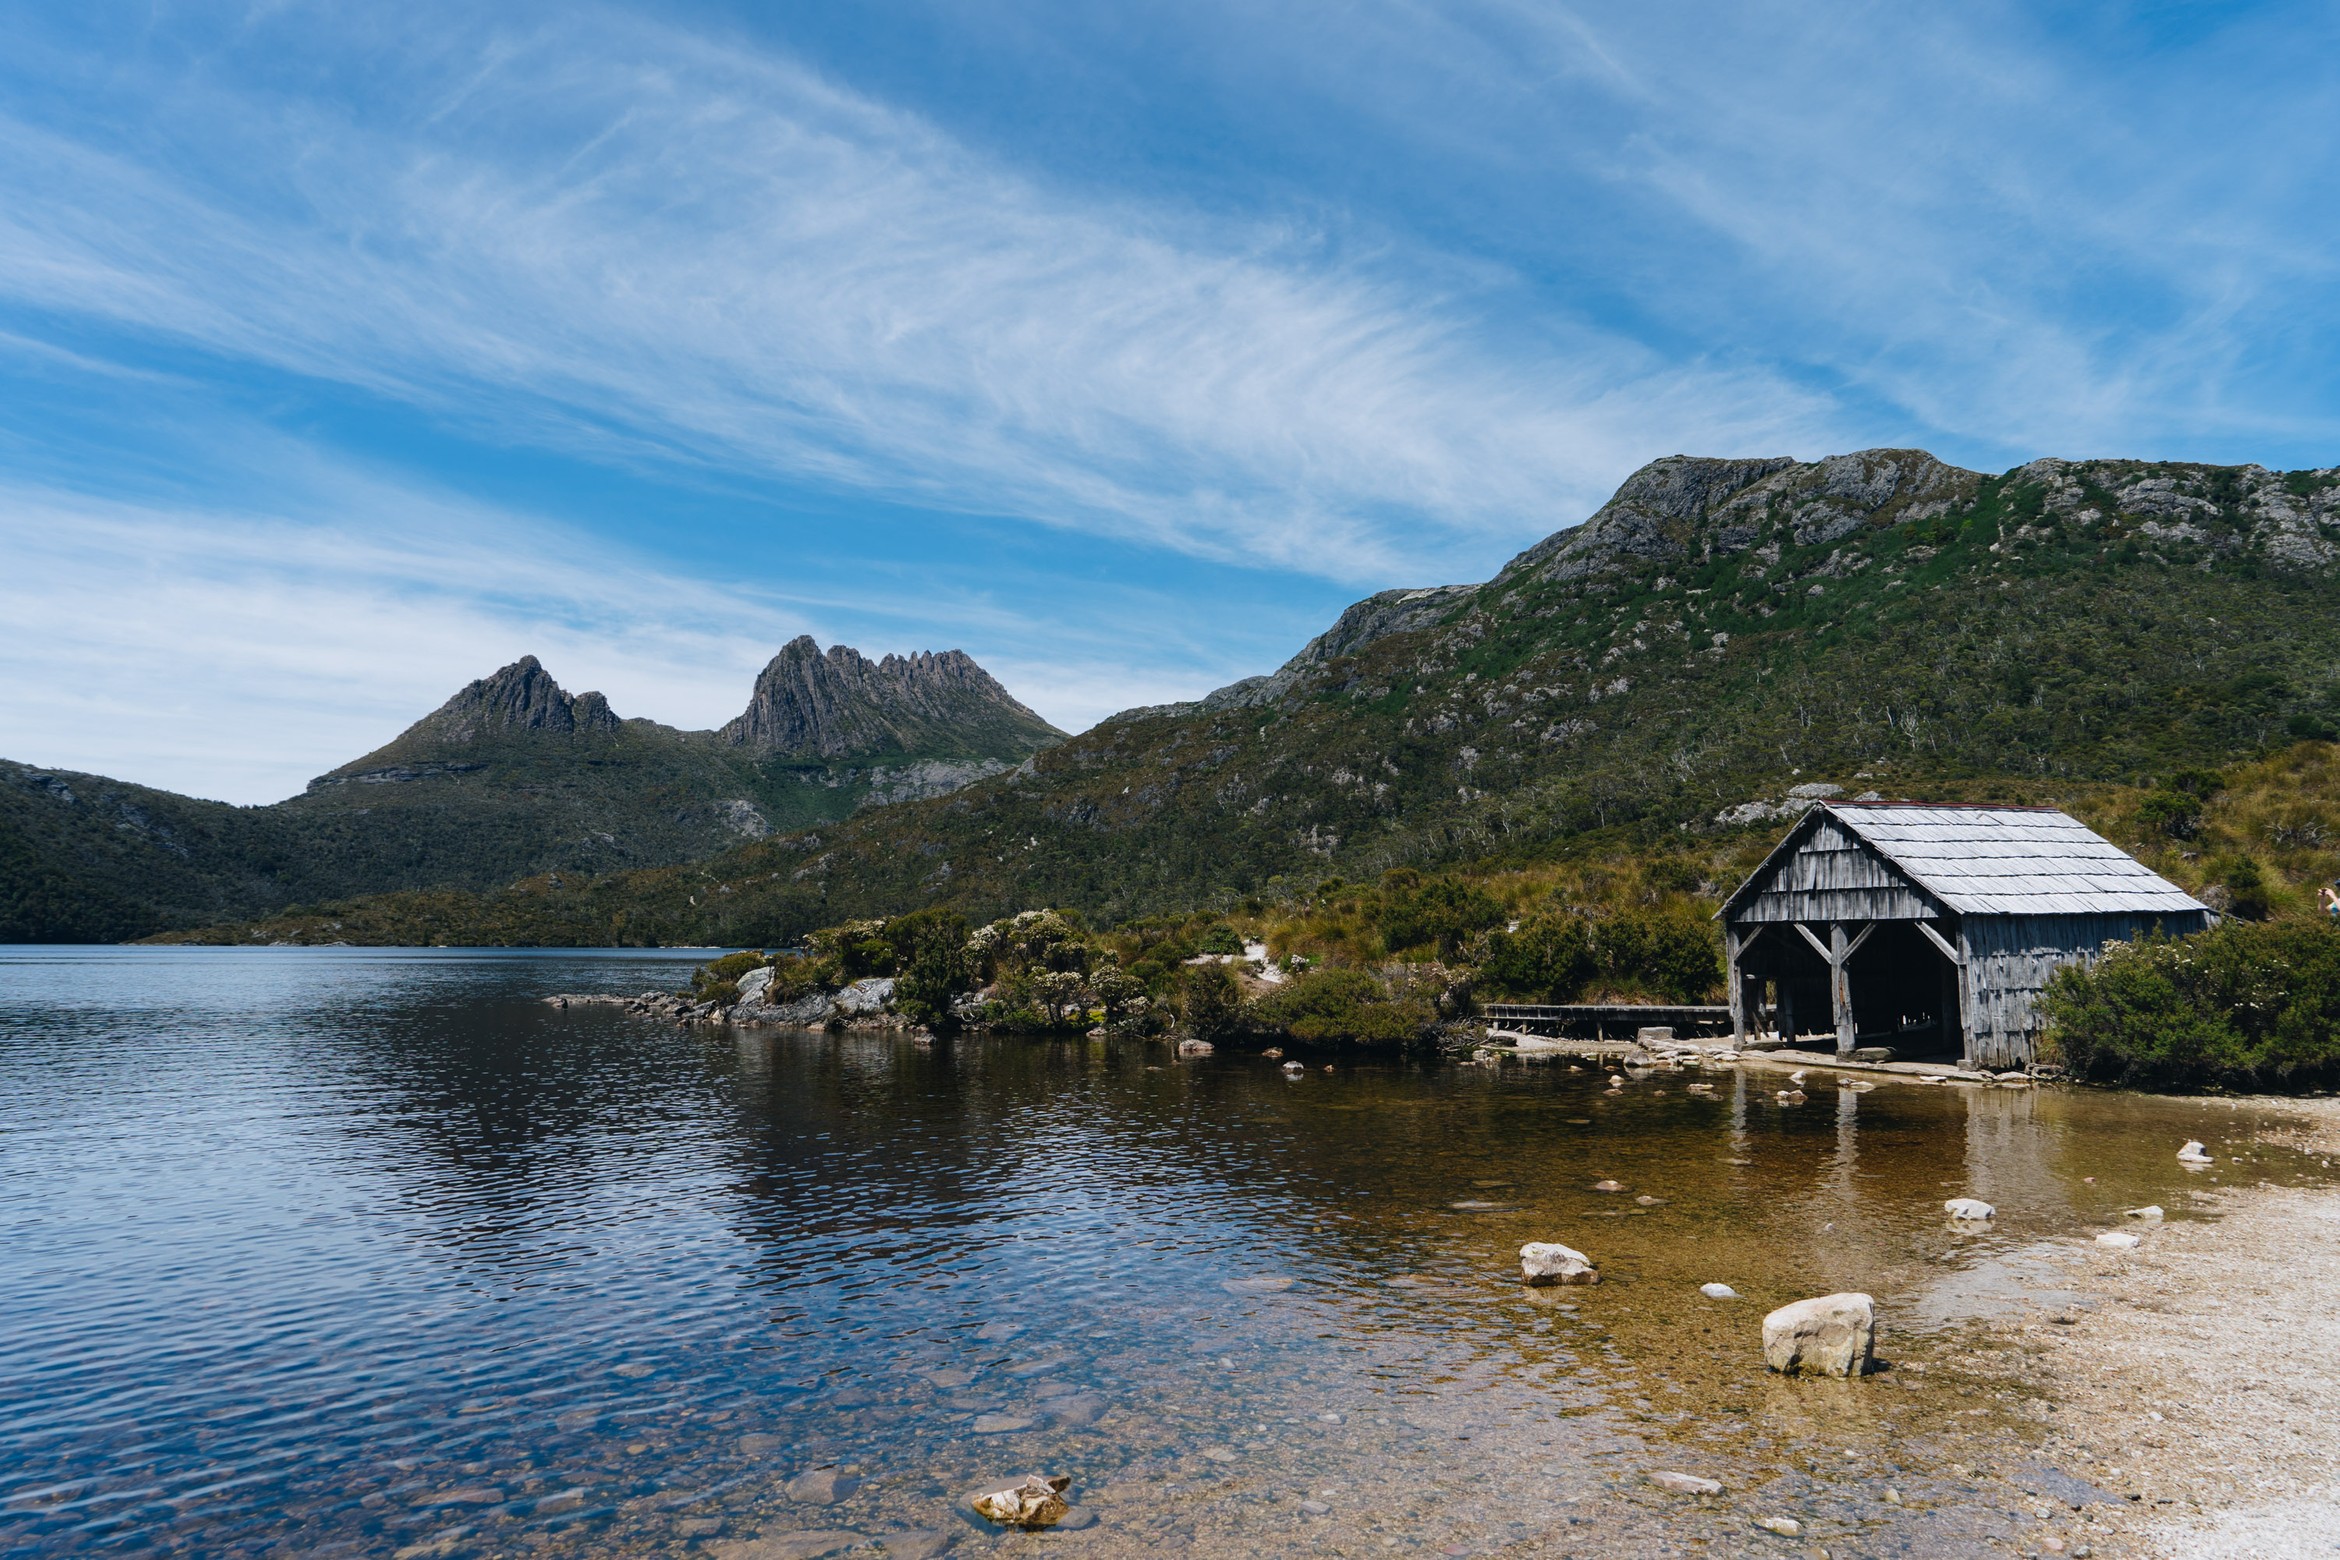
1734, 815, 1938, 924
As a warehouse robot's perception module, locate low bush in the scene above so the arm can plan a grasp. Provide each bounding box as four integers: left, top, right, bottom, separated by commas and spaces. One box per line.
1252, 967, 1432, 1045
2039, 920, 2340, 1092
692, 949, 766, 1000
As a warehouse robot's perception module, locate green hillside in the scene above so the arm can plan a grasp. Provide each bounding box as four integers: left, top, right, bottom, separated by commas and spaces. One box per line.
171, 448, 2340, 947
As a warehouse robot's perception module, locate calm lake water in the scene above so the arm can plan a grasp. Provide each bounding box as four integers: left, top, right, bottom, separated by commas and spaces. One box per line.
2, 947, 2329, 1559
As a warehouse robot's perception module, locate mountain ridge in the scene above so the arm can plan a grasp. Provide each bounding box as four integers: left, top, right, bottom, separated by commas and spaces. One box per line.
163, 444, 2340, 947
1, 638, 1062, 941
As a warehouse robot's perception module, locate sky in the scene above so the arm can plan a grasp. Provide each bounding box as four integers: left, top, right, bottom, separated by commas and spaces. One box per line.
3, 1, 2338, 804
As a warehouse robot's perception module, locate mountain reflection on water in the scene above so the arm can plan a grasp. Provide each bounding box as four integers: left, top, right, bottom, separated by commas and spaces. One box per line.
1, 946, 2324, 1558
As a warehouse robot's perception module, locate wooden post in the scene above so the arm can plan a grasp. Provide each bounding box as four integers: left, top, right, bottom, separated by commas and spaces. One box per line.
1830, 921, 1856, 1055
1725, 927, 1746, 1043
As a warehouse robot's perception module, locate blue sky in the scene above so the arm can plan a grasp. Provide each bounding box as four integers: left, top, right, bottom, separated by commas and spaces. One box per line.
3, 1, 2337, 803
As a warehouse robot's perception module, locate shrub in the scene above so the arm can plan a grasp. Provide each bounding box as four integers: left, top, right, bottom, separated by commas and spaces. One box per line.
1476, 913, 1597, 1001
2216, 857, 2273, 921
1180, 962, 1246, 1041
2136, 789, 2203, 840
2039, 920, 2340, 1092
693, 949, 766, 999
767, 953, 841, 1002
1196, 923, 1244, 956
1593, 907, 1722, 1001
1253, 968, 1432, 1045
891, 909, 973, 1025
1380, 877, 1505, 958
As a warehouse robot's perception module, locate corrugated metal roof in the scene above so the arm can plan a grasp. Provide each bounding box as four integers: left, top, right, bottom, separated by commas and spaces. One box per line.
1820, 802, 2209, 916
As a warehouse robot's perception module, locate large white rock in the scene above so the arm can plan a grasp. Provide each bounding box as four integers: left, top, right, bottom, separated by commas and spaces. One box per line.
2177, 1140, 2214, 1165
1761, 1292, 1876, 1377
1520, 1241, 1600, 1286
1700, 1283, 1738, 1300
834, 977, 896, 1016
2095, 1231, 2142, 1249
1944, 1198, 1996, 1221
735, 965, 775, 1003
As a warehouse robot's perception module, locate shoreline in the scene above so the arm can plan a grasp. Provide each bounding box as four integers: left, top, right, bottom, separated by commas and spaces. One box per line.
1960, 1096, 2340, 1558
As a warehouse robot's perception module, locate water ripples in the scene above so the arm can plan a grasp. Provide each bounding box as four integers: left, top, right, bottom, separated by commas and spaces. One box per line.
4, 946, 2328, 1557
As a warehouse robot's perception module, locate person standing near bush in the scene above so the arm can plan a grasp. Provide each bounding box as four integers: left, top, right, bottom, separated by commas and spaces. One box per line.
2324, 880, 2340, 923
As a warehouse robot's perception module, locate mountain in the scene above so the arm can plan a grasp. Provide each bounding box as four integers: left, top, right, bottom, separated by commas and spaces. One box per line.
721, 637, 1060, 762
174, 448, 2340, 947
0, 641, 1061, 941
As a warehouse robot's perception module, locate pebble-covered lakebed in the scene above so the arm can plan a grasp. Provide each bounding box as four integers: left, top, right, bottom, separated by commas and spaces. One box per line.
3, 945, 2329, 1559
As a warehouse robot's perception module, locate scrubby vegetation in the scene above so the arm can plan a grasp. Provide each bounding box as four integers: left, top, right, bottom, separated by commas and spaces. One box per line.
2041, 921, 2340, 1092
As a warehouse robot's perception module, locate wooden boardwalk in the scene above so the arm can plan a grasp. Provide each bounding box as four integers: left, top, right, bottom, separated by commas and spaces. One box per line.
1479, 1003, 1734, 1040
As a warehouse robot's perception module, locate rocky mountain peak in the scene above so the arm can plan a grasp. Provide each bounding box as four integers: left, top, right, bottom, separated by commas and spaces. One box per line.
1497, 448, 1981, 588
413, 657, 623, 745
720, 636, 1061, 760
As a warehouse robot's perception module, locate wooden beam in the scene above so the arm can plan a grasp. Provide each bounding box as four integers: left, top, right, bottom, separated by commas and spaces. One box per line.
1792, 922, 1833, 962
1725, 926, 1746, 1043
1913, 919, 1965, 966
1842, 920, 1878, 959
1830, 922, 1856, 1055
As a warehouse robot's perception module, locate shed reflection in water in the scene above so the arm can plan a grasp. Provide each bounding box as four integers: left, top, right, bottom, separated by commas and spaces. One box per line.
0, 947, 2321, 1558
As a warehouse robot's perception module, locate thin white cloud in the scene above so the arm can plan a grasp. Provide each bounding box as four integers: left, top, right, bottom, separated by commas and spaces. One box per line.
0, 476, 806, 802
0, 5, 1841, 585
0, 449, 1290, 803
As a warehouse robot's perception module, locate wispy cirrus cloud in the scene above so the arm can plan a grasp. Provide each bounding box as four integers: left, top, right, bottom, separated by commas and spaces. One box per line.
0, 445, 1248, 803
0, 5, 1840, 585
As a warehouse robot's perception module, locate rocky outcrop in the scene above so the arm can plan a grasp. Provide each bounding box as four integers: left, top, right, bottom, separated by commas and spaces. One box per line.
721, 636, 1061, 760
1169, 584, 1477, 716
1495, 448, 1981, 588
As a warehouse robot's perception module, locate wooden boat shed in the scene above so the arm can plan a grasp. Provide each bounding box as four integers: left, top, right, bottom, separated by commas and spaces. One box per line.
1717, 802, 2212, 1070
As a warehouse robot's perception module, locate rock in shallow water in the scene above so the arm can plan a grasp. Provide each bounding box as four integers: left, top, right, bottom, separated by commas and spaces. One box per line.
1645, 1470, 1722, 1495
2177, 1139, 2213, 1164
1944, 1197, 1996, 1221
1699, 1283, 1738, 1300
1761, 1292, 1876, 1377
1753, 1515, 1802, 1537
2125, 1205, 2164, 1221
710, 1531, 865, 1560
970, 1474, 1071, 1529
2095, 1231, 2141, 1249
972, 1414, 1037, 1434
1520, 1241, 1599, 1285
785, 1467, 861, 1504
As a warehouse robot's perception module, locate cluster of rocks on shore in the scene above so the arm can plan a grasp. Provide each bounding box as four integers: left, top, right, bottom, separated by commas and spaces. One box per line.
543, 972, 914, 1033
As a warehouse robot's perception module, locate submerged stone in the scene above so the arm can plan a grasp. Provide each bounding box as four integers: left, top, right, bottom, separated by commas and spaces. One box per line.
1645, 1470, 1721, 1495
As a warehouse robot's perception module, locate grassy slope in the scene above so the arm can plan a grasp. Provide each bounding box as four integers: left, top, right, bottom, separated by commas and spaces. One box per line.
171, 454, 2340, 947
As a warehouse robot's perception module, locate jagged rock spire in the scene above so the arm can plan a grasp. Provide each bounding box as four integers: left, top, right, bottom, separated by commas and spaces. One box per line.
720, 636, 1059, 759
409, 656, 622, 744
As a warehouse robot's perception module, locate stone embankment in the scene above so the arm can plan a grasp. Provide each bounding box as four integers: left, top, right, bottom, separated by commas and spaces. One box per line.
544, 973, 915, 1032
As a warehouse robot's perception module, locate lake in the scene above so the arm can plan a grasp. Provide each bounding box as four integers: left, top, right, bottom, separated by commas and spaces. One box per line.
1, 946, 2325, 1558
